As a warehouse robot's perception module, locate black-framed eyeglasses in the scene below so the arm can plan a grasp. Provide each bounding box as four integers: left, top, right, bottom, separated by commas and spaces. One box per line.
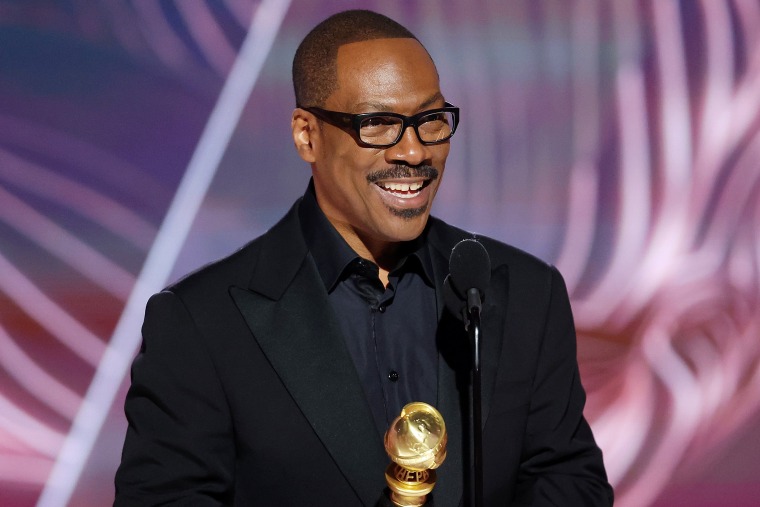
298, 102, 460, 148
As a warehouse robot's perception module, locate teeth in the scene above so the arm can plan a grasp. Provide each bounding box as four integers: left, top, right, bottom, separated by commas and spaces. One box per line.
380, 181, 424, 193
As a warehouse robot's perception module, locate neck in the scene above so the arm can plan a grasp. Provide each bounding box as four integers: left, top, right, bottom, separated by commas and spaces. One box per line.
333, 224, 404, 287
349, 233, 401, 268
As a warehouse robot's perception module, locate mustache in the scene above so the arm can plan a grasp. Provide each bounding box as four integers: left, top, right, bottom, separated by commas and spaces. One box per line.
366, 164, 439, 183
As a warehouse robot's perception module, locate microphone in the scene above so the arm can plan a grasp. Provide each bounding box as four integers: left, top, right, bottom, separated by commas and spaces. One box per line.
444, 239, 491, 322
443, 239, 490, 507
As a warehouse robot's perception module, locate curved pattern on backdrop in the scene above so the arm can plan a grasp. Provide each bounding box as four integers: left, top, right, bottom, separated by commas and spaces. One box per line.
0, 1, 758, 506
559, 3, 760, 506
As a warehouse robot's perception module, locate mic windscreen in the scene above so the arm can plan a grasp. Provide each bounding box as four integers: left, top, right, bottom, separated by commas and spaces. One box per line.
449, 239, 491, 295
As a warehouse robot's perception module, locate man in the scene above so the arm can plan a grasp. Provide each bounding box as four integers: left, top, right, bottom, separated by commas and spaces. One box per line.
115, 9, 613, 506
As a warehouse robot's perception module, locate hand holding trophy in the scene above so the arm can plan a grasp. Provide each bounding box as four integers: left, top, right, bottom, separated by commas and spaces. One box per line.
384, 402, 448, 506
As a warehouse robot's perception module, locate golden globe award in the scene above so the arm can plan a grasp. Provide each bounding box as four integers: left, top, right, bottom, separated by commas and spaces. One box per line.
384, 402, 448, 506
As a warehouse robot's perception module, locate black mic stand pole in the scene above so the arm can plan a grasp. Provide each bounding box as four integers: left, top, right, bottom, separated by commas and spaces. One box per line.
465, 288, 483, 507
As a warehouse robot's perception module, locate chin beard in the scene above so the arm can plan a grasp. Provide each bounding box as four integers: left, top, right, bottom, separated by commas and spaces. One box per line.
388, 204, 428, 219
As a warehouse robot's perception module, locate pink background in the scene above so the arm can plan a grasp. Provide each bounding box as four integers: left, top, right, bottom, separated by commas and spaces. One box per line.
1, 1, 759, 506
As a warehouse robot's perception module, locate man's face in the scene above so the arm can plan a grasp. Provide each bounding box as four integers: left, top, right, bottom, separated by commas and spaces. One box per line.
294, 38, 450, 256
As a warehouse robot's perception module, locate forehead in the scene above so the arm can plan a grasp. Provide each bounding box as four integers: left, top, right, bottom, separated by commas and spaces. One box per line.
330, 38, 441, 111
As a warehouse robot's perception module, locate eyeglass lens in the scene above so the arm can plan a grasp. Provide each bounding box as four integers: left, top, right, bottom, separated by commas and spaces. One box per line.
359, 111, 456, 146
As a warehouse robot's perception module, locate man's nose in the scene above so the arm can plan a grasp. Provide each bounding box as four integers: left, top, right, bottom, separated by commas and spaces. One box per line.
384, 126, 431, 166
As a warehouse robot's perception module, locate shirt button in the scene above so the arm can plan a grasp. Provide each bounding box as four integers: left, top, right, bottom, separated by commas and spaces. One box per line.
388, 370, 399, 382
378, 305, 386, 313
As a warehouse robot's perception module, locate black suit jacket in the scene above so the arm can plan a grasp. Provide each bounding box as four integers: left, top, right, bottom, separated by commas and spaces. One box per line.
115, 198, 613, 506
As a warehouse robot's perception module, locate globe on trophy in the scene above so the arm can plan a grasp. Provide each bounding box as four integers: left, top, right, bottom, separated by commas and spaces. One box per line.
384, 402, 448, 506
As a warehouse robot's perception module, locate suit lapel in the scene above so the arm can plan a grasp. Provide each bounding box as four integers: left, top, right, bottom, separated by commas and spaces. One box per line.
231, 204, 387, 506
429, 242, 465, 507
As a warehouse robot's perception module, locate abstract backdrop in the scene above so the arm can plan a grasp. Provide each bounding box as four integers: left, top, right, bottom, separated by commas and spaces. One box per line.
1, 1, 759, 506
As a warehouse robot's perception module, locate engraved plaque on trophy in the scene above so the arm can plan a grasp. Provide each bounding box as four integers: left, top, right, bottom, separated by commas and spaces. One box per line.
384, 402, 447, 507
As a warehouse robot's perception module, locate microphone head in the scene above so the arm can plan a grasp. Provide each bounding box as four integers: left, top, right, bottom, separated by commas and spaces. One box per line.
449, 238, 491, 296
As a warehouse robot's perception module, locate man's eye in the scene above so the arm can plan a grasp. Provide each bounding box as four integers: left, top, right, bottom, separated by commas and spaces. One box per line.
363, 116, 396, 128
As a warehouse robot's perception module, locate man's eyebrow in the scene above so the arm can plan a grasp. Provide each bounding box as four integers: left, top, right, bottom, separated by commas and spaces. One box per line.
354, 101, 392, 112
418, 92, 445, 110
354, 93, 446, 113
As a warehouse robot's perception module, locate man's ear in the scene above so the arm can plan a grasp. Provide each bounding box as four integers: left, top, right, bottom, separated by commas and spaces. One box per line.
292, 109, 317, 163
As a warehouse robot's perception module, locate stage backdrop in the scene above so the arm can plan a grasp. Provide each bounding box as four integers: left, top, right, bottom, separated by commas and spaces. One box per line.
2, 1, 760, 506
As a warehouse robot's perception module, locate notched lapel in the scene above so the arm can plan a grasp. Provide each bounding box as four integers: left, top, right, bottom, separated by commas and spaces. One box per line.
230, 258, 387, 506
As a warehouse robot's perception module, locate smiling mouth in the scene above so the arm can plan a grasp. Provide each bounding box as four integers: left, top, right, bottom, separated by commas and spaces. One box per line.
375, 179, 431, 199
368, 165, 439, 200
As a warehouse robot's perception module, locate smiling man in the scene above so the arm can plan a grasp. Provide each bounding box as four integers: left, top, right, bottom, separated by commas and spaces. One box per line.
293, 35, 451, 281
115, 10, 613, 507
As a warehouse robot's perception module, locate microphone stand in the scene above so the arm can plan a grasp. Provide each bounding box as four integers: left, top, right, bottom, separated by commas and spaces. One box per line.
464, 289, 483, 507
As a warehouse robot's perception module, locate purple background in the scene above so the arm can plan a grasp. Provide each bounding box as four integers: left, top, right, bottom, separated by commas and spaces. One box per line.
2, 1, 760, 506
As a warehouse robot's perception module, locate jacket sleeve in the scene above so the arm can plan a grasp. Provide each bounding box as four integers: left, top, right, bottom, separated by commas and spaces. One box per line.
514, 266, 614, 506
114, 291, 235, 506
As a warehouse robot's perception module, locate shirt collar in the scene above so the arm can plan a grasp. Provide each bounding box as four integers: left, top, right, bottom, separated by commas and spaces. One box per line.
298, 180, 435, 291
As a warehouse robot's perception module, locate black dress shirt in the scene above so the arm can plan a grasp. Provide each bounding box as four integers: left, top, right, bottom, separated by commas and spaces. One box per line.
299, 183, 438, 436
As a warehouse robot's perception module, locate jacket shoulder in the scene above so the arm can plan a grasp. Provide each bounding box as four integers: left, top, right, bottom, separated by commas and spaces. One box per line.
427, 216, 556, 279
166, 199, 304, 298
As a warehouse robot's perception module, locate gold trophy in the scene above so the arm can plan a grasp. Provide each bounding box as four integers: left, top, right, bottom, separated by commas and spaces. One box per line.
384, 402, 447, 506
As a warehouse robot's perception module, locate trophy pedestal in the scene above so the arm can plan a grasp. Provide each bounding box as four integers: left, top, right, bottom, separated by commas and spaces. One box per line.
385, 463, 436, 506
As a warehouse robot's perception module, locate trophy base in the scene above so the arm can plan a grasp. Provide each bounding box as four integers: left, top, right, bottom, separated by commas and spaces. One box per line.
384, 463, 437, 507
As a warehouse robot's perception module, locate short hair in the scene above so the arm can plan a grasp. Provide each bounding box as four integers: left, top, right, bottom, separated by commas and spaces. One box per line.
292, 10, 422, 107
